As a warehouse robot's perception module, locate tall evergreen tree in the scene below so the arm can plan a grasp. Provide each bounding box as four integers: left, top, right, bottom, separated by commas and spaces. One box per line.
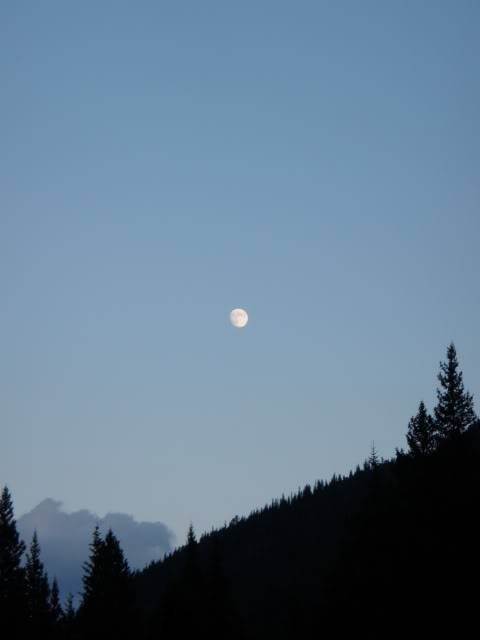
101, 528, 137, 634
434, 343, 477, 440
25, 531, 51, 633
62, 593, 77, 640
80, 525, 103, 605
182, 524, 208, 634
367, 442, 380, 469
78, 526, 136, 640
0, 486, 27, 638
49, 577, 63, 625
406, 401, 436, 456
63, 593, 75, 622
184, 523, 202, 593
154, 524, 207, 637
78, 525, 105, 638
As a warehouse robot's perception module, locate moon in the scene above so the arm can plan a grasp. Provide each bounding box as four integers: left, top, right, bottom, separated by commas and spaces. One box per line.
230, 308, 248, 328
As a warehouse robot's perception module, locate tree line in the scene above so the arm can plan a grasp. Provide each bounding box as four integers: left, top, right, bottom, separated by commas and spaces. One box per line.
406, 342, 476, 455
1, 342, 478, 638
0, 486, 138, 639
0, 488, 239, 639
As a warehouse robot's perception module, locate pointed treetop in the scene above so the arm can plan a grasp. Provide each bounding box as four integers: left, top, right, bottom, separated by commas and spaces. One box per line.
64, 593, 76, 620
187, 523, 197, 547
103, 528, 131, 577
0, 485, 15, 522
50, 577, 63, 622
368, 442, 380, 469
406, 400, 436, 456
0, 486, 25, 560
0, 485, 27, 621
25, 530, 51, 626
434, 342, 477, 439
1, 485, 24, 533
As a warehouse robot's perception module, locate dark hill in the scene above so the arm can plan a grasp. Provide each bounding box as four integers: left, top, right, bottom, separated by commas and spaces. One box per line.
134, 422, 480, 638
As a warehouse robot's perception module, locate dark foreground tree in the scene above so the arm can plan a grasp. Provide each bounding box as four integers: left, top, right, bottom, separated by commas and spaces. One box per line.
49, 578, 62, 622
406, 401, 436, 456
0, 486, 27, 638
25, 531, 51, 633
49, 577, 63, 637
62, 593, 77, 639
78, 526, 137, 640
367, 442, 380, 469
150, 524, 208, 638
177, 524, 207, 635
434, 343, 476, 440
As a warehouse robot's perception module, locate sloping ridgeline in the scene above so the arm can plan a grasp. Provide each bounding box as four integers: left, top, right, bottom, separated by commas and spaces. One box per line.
134, 422, 480, 639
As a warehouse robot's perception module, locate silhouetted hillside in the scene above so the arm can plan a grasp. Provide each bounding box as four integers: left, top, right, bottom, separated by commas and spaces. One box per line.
135, 421, 480, 638
2, 344, 478, 639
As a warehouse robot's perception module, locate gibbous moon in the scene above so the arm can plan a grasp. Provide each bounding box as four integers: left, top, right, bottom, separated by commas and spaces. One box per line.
230, 308, 248, 328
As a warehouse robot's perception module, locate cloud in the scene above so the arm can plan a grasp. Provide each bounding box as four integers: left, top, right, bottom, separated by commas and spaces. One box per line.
18, 499, 174, 603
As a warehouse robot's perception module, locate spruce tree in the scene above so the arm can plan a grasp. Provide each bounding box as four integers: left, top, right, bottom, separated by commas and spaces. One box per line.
367, 442, 380, 470
78, 525, 104, 637
101, 528, 136, 635
406, 401, 436, 456
434, 343, 477, 440
78, 527, 136, 639
184, 523, 202, 592
64, 593, 75, 622
62, 593, 76, 639
0, 486, 27, 637
155, 524, 207, 637
49, 577, 63, 625
183, 524, 207, 633
25, 531, 51, 632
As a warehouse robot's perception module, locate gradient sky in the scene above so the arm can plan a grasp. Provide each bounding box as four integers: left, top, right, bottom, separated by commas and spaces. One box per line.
1, 1, 479, 545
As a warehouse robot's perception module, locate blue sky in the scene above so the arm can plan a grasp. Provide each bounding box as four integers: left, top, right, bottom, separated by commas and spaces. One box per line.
1, 1, 479, 544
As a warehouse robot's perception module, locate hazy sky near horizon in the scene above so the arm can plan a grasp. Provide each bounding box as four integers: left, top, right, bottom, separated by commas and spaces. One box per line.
2, 1, 479, 545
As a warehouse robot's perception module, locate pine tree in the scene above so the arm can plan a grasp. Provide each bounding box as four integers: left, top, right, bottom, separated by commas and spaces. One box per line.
0, 486, 27, 637
187, 522, 197, 546
406, 401, 436, 456
368, 442, 380, 470
25, 531, 51, 632
183, 524, 207, 633
102, 528, 136, 629
49, 577, 63, 624
64, 593, 75, 622
62, 593, 76, 639
434, 343, 477, 440
155, 524, 207, 637
78, 527, 136, 640
184, 523, 202, 591
78, 525, 105, 638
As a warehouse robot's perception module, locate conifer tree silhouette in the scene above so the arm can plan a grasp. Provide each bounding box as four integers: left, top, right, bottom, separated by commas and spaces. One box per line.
25, 531, 51, 633
62, 593, 77, 639
434, 343, 477, 440
406, 401, 436, 455
182, 524, 206, 633
0, 486, 27, 638
78, 526, 136, 640
155, 524, 208, 638
367, 442, 380, 469
79, 525, 103, 619
49, 577, 63, 627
